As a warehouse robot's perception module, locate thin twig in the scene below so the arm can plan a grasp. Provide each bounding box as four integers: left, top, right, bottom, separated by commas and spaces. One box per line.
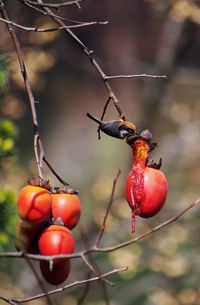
1, 198, 199, 261
96, 199, 200, 253
0, 0, 71, 186
0, 16, 108, 32
25, 0, 83, 8
80, 226, 111, 305
19, 0, 82, 23
30, 0, 125, 119
98, 96, 112, 139
0, 268, 127, 304
104, 74, 167, 80
81, 254, 113, 286
43, 156, 69, 186
0, 0, 44, 178
96, 169, 121, 246
24, 256, 53, 305
77, 271, 92, 305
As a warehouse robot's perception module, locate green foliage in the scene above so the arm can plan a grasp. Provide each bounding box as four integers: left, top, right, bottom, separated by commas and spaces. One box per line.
0, 52, 9, 96
0, 189, 18, 251
0, 119, 17, 157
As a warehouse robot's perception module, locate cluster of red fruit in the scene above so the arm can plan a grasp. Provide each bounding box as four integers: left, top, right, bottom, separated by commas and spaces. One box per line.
125, 131, 168, 232
16, 184, 81, 285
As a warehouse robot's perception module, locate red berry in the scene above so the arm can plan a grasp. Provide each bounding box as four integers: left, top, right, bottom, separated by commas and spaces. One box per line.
126, 167, 168, 218
18, 185, 52, 223
52, 193, 81, 229
40, 259, 71, 285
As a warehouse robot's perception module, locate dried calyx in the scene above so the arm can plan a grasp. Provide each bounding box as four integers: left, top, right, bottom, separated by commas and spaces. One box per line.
28, 177, 79, 194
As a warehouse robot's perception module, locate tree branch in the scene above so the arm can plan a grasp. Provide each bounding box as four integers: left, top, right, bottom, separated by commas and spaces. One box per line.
0, 16, 108, 32
104, 74, 167, 80
79, 226, 111, 304
1, 197, 199, 261
0, 0, 44, 178
24, 256, 53, 305
96, 169, 121, 246
29, 0, 126, 119
0, 268, 127, 304
24, 0, 83, 8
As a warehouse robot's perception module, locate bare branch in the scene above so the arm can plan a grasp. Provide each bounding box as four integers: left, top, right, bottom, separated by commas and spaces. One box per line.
79, 226, 111, 305
19, 0, 83, 23
29, 0, 125, 119
96, 169, 121, 246
43, 156, 69, 186
0, 0, 44, 178
0, 16, 108, 32
77, 271, 92, 305
81, 254, 113, 286
96, 198, 200, 253
24, 256, 53, 305
1, 197, 199, 261
105, 74, 167, 80
0, 0, 74, 187
24, 0, 83, 8
98, 96, 112, 139
0, 268, 127, 304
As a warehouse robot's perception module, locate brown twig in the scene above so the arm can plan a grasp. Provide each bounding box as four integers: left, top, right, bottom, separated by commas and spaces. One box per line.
98, 96, 112, 139
81, 253, 113, 286
1, 198, 199, 261
27, 0, 125, 119
77, 271, 92, 305
24, 256, 53, 305
43, 156, 69, 186
0, 268, 127, 304
80, 226, 111, 305
0, 0, 44, 178
0, 0, 74, 187
96, 169, 121, 247
96, 199, 200, 252
21, 0, 168, 124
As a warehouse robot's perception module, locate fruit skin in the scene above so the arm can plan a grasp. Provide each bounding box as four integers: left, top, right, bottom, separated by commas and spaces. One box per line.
40, 259, 71, 285
52, 193, 81, 229
38, 225, 75, 264
126, 167, 168, 218
18, 185, 52, 223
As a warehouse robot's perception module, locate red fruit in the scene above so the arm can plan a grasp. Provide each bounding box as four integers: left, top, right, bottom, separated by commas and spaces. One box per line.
40, 259, 71, 285
52, 193, 81, 229
38, 225, 75, 264
18, 185, 52, 223
126, 167, 168, 218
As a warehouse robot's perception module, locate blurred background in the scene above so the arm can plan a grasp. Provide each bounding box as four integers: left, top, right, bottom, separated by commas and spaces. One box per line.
0, 0, 200, 304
